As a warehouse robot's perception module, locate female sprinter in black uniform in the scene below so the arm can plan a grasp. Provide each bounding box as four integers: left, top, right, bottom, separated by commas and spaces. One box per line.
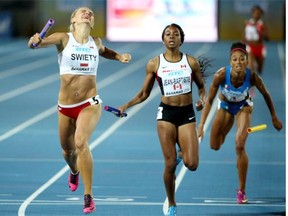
118, 23, 211, 216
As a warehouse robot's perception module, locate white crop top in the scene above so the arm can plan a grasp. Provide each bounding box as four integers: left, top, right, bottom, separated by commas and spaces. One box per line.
58, 32, 99, 76
156, 53, 192, 97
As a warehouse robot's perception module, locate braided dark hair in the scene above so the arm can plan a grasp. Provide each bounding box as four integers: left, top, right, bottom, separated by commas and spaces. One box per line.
196, 55, 213, 82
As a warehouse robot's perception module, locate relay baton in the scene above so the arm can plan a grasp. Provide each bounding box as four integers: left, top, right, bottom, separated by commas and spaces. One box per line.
247, 124, 267, 133
33, 19, 55, 47
104, 106, 127, 117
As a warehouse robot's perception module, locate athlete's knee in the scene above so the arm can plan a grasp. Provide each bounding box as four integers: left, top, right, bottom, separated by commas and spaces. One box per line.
210, 141, 221, 151
186, 162, 198, 171
235, 135, 247, 154
165, 157, 177, 173
235, 143, 246, 155
183, 157, 199, 171
74, 136, 89, 152
210, 136, 223, 151
211, 144, 220, 151
235, 136, 246, 155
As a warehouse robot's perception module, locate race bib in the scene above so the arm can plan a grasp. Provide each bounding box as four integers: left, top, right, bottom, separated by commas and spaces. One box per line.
161, 70, 191, 97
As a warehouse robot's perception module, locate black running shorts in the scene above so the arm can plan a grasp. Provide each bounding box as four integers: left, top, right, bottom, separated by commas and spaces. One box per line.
156, 102, 196, 127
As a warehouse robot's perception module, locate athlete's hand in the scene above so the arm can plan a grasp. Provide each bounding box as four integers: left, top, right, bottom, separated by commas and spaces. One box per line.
272, 116, 283, 131
195, 99, 205, 111
118, 105, 128, 118
119, 53, 131, 63
28, 33, 42, 48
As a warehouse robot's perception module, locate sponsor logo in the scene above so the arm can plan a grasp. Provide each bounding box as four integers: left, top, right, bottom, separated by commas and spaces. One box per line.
76, 47, 91, 52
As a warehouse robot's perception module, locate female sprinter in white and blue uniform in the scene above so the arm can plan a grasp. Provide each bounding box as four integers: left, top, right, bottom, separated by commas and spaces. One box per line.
218, 65, 253, 116
198, 42, 282, 205
28, 7, 131, 214
118, 23, 211, 216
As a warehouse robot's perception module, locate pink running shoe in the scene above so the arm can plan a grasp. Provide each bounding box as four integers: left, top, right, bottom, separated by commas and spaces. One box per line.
83, 194, 96, 214
68, 171, 79, 192
237, 189, 248, 204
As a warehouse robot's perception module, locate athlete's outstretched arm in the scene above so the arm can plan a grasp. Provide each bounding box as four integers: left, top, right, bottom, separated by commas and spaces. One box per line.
118, 57, 157, 114
95, 37, 131, 63
252, 73, 282, 130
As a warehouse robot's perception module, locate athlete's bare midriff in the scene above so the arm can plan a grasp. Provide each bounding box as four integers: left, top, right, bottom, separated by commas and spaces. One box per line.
161, 93, 192, 107
58, 74, 97, 105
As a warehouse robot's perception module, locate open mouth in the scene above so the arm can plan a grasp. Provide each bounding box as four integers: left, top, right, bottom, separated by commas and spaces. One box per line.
235, 65, 243, 70
83, 16, 90, 21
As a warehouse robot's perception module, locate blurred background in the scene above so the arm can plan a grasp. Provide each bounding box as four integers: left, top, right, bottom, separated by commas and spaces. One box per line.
0, 0, 285, 42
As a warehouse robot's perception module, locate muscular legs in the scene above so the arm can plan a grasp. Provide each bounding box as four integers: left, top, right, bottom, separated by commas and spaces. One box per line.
59, 105, 101, 195
210, 109, 234, 150
158, 122, 177, 207
210, 107, 252, 193
157, 121, 199, 207
58, 115, 78, 173
235, 107, 252, 191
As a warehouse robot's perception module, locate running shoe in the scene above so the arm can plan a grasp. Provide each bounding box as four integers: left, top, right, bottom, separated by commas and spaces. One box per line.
166, 205, 177, 216
237, 189, 248, 204
68, 171, 79, 192
83, 194, 96, 214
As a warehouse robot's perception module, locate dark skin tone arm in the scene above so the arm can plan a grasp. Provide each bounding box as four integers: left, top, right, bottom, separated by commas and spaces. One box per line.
118, 56, 157, 112
198, 67, 282, 139
198, 67, 225, 137
250, 72, 282, 130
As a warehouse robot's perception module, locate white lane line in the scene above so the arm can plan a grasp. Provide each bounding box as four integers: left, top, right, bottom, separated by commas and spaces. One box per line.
0, 74, 58, 102
0, 106, 56, 142
14, 200, 287, 207
0, 56, 57, 80
0, 41, 24, 54
0, 48, 54, 65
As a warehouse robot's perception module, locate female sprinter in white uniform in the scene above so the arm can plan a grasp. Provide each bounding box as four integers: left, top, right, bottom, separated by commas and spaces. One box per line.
28, 7, 131, 214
